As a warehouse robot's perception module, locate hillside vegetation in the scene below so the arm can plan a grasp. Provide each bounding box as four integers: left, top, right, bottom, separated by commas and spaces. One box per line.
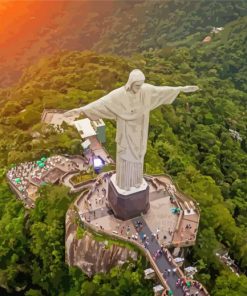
1, 0, 247, 87
94, 0, 247, 54
0, 9, 247, 296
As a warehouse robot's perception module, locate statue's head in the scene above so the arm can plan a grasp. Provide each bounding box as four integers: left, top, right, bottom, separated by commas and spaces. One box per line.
125, 69, 145, 93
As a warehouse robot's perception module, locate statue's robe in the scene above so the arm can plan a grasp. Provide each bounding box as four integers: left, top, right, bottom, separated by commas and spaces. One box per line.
81, 83, 182, 190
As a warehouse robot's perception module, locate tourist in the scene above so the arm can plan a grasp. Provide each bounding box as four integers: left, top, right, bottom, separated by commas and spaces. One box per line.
163, 270, 167, 278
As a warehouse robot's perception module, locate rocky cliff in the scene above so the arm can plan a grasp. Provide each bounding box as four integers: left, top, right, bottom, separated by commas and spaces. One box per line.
65, 209, 137, 277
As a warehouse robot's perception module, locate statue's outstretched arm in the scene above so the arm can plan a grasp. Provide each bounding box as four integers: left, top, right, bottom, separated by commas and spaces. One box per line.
80, 102, 116, 121
64, 94, 116, 121
148, 84, 199, 111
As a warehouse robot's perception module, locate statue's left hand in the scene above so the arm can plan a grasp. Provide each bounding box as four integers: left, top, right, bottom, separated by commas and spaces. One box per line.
182, 86, 199, 93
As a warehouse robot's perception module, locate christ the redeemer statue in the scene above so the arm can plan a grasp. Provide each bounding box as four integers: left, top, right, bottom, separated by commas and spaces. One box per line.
65, 69, 198, 191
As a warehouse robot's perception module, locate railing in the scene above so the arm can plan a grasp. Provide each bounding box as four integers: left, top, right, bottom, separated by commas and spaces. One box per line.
145, 173, 201, 213
62, 154, 89, 163
7, 179, 23, 200
74, 188, 90, 209
175, 211, 183, 232
190, 280, 210, 296
69, 175, 95, 188
60, 169, 80, 183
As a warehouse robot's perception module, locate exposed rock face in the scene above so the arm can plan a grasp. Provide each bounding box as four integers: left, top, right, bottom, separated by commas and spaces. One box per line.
65, 209, 137, 276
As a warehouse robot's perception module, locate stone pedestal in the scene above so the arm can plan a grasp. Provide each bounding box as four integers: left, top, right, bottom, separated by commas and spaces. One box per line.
108, 174, 150, 220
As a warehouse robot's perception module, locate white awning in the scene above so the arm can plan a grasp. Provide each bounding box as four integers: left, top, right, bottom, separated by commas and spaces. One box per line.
74, 118, 96, 138
144, 268, 155, 276
184, 266, 197, 273
174, 257, 184, 263
153, 285, 164, 292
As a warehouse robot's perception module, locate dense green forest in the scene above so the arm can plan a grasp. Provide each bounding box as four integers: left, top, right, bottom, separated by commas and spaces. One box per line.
0, 5, 247, 296
94, 0, 247, 54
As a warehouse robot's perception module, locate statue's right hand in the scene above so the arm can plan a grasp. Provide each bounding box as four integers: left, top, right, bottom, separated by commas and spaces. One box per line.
63, 109, 79, 118
182, 86, 199, 93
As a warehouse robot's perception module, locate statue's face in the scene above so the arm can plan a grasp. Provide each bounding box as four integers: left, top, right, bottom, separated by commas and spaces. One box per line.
131, 80, 144, 93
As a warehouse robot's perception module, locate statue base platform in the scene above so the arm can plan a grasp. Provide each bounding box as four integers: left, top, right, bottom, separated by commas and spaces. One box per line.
108, 174, 150, 220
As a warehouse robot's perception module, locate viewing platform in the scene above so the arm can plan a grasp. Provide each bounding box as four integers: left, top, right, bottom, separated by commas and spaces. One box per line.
66, 171, 209, 296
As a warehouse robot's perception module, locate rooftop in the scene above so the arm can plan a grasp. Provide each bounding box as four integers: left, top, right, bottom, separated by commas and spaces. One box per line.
74, 118, 97, 138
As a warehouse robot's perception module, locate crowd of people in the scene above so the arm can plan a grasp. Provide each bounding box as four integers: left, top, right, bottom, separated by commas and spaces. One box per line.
7, 155, 83, 205
162, 276, 206, 296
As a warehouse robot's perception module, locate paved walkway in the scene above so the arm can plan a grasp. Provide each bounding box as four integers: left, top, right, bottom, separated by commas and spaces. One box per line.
132, 217, 184, 296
